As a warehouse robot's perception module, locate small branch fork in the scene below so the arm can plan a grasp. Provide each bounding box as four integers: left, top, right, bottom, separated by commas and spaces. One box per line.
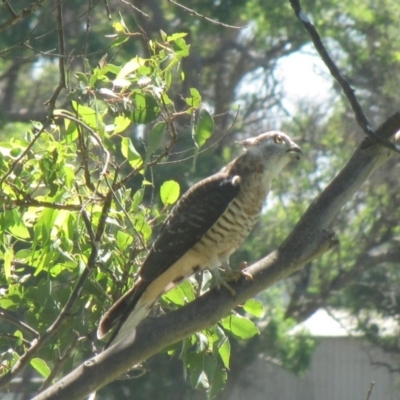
289, 0, 400, 153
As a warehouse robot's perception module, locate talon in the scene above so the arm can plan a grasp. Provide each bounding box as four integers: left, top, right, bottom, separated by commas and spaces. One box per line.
238, 261, 252, 280
240, 270, 253, 281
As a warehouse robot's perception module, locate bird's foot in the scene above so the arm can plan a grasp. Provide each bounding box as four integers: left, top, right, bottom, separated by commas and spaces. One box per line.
212, 269, 237, 296
223, 262, 253, 282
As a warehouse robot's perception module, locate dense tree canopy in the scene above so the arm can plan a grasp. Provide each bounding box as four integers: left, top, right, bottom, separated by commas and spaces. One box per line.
0, 1, 400, 399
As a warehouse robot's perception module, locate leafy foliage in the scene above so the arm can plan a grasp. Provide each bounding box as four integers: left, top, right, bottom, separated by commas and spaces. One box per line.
0, 22, 258, 399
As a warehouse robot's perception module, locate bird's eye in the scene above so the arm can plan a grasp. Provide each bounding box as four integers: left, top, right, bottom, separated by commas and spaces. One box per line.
274, 135, 283, 144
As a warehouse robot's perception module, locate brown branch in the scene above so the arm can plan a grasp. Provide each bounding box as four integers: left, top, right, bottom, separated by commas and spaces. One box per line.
0, 309, 39, 338
0, 0, 48, 33
44, 0, 66, 112
168, 0, 243, 29
37, 333, 80, 393
120, 0, 150, 18
12, 198, 84, 211
289, 0, 400, 153
31, 113, 400, 400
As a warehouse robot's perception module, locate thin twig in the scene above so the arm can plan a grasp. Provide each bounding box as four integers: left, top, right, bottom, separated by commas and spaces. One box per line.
120, 0, 150, 18
37, 333, 80, 392
0, 0, 48, 33
168, 0, 243, 29
0, 125, 46, 187
2, 0, 17, 17
44, 0, 66, 112
365, 381, 375, 400
0, 310, 39, 338
12, 198, 85, 211
289, 0, 400, 153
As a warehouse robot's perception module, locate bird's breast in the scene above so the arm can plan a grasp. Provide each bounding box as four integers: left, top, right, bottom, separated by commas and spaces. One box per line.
193, 172, 270, 257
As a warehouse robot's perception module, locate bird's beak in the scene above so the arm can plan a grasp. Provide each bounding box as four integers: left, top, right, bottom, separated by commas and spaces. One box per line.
286, 145, 302, 161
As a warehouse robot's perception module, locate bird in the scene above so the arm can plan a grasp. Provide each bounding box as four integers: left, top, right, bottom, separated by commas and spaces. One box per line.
97, 131, 302, 347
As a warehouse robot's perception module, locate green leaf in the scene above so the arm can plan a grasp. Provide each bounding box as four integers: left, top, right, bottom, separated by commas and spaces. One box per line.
208, 366, 227, 400
112, 115, 131, 134
9, 209, 30, 239
131, 188, 145, 211
221, 313, 260, 339
167, 32, 188, 42
112, 21, 125, 33
188, 353, 219, 390
131, 93, 160, 124
117, 57, 146, 79
4, 249, 13, 281
243, 299, 264, 317
121, 137, 143, 169
163, 286, 186, 306
75, 72, 89, 86
160, 180, 180, 205
217, 337, 231, 370
134, 214, 152, 241
163, 281, 194, 305
30, 358, 51, 378
116, 231, 133, 251
194, 109, 213, 148
71, 101, 98, 129
185, 88, 201, 109
147, 121, 166, 156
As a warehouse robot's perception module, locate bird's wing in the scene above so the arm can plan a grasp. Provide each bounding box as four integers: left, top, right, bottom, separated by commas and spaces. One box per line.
98, 172, 241, 343
140, 172, 241, 282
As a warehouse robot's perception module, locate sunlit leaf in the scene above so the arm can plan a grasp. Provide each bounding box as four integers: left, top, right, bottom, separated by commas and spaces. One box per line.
185, 88, 201, 109
194, 109, 213, 148
112, 115, 131, 134
243, 299, 264, 317
117, 57, 146, 79
217, 337, 230, 370
121, 137, 143, 169
4, 250, 12, 281
221, 314, 260, 339
116, 231, 133, 251
30, 358, 51, 378
160, 180, 180, 205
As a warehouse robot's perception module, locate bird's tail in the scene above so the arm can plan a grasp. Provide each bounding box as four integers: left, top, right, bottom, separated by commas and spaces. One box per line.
97, 280, 151, 348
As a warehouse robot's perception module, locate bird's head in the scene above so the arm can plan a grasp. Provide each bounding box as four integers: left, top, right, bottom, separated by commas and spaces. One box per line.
239, 131, 302, 173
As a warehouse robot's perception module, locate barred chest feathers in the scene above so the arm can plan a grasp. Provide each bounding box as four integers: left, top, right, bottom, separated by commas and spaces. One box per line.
193, 157, 273, 263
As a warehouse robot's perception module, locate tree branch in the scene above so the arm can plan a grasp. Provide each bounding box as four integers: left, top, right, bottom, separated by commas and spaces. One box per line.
167, 0, 243, 29
0, 0, 48, 33
32, 112, 400, 400
289, 0, 400, 153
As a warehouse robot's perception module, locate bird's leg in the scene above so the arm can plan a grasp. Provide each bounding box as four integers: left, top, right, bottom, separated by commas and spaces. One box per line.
212, 266, 237, 297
